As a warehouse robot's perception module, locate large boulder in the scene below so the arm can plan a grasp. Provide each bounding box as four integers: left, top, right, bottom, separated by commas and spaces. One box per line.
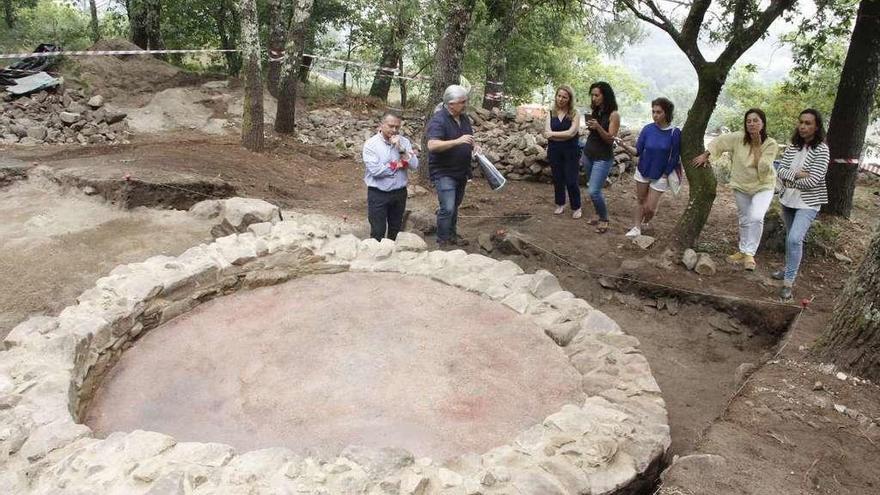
190, 197, 283, 237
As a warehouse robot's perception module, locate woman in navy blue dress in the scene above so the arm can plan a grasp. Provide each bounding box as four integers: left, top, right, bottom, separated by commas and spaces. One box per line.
543, 85, 582, 218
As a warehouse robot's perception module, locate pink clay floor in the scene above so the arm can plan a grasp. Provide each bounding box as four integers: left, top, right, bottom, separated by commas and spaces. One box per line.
85, 271, 583, 460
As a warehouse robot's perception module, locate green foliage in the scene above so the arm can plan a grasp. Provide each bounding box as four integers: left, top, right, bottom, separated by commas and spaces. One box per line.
555, 40, 647, 117
459, 1, 645, 108
0, 0, 91, 51
782, 0, 859, 82
717, 35, 880, 145
160, 0, 236, 72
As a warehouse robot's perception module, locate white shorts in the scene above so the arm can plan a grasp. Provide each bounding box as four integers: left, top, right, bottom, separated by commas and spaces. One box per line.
634, 169, 668, 192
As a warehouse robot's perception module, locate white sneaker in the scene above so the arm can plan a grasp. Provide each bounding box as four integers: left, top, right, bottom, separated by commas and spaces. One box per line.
625, 226, 641, 238
554, 205, 564, 215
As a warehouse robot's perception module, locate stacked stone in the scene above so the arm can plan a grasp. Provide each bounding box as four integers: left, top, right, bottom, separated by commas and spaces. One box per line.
296, 108, 422, 159
295, 106, 638, 183
0, 89, 129, 146
0, 198, 670, 495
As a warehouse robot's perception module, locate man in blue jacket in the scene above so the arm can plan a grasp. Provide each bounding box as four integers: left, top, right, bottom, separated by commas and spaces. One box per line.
426, 85, 475, 247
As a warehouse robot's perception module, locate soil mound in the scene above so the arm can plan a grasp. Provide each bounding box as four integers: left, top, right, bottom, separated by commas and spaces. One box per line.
68, 39, 206, 106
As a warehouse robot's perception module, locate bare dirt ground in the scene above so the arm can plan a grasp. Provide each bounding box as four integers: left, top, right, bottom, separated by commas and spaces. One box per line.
4, 126, 880, 493
0, 174, 214, 337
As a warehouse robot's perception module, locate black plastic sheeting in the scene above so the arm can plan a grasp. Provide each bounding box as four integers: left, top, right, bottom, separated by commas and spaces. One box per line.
0, 44, 62, 87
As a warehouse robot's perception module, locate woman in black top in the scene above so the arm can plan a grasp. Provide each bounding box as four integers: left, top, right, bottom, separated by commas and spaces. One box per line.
544, 85, 582, 218
582, 81, 621, 233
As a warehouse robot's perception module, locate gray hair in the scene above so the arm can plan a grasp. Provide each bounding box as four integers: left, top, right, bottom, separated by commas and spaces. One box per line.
434, 84, 469, 112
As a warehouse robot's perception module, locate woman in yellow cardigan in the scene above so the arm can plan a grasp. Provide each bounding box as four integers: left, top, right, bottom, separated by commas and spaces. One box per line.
692, 108, 778, 271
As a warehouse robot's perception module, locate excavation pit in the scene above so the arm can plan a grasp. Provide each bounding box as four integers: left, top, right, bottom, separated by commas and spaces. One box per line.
1, 212, 671, 494
85, 272, 583, 460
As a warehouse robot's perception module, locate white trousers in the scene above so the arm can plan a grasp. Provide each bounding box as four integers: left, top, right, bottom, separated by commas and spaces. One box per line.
734, 189, 774, 256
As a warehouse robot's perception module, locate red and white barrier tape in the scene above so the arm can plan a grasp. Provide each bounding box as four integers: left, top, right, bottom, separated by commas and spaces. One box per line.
1, 46, 507, 96
829, 157, 880, 176
860, 162, 880, 176
0, 48, 238, 59
832, 158, 860, 165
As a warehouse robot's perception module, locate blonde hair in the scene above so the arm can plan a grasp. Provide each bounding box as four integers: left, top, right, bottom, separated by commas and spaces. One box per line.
551, 85, 576, 120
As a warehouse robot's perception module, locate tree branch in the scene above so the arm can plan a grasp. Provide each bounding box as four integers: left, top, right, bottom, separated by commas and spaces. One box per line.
618, 0, 679, 40
717, 0, 796, 69
619, 0, 708, 68
679, 0, 712, 46
731, 0, 750, 28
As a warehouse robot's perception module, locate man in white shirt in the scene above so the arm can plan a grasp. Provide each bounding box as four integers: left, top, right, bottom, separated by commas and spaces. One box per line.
361, 111, 419, 241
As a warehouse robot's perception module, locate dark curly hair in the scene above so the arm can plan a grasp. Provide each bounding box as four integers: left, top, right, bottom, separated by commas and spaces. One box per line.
589, 81, 618, 117
651, 97, 674, 124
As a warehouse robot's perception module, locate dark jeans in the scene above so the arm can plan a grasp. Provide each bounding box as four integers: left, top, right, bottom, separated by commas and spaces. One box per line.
434, 175, 467, 242
367, 186, 407, 241
548, 146, 582, 210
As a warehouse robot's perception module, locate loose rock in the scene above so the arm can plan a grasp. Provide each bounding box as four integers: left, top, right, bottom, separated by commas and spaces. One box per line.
694, 253, 716, 275
631, 235, 655, 249
682, 249, 699, 270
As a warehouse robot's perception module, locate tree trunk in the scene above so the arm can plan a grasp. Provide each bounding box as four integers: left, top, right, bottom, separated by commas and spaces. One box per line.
342, 27, 354, 92
267, 0, 291, 97
297, 25, 318, 84
425, 0, 477, 112
481, 1, 518, 110
398, 56, 407, 107
368, 46, 402, 102
130, 0, 166, 58
130, 1, 148, 49
298, 54, 314, 84
816, 222, 880, 381
482, 67, 506, 110
3, 0, 14, 29
88, 0, 100, 42
368, 2, 411, 102
823, 0, 880, 218
420, 0, 477, 182
240, 0, 265, 152
275, 0, 315, 134
215, 1, 242, 76
675, 67, 726, 247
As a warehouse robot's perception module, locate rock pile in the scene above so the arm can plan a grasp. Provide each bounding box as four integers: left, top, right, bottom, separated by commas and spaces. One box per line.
0, 88, 130, 146
296, 106, 638, 183
470, 106, 638, 183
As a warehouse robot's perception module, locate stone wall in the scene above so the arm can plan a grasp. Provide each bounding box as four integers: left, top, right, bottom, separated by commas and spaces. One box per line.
296, 107, 638, 183
0, 198, 669, 495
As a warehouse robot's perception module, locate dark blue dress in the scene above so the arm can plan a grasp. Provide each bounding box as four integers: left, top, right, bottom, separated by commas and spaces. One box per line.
547, 113, 582, 209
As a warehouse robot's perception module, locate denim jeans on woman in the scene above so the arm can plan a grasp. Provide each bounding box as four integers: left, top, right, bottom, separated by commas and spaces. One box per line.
434, 175, 467, 243
781, 205, 818, 286
581, 154, 613, 221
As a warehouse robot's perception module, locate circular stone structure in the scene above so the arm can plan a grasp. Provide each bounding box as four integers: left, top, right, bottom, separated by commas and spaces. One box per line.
85, 272, 583, 459
0, 202, 671, 495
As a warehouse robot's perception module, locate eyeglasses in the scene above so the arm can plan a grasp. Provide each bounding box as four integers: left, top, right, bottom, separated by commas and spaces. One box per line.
448, 100, 468, 106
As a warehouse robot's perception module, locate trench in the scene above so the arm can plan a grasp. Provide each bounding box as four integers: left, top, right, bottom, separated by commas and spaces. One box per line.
480, 239, 799, 493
